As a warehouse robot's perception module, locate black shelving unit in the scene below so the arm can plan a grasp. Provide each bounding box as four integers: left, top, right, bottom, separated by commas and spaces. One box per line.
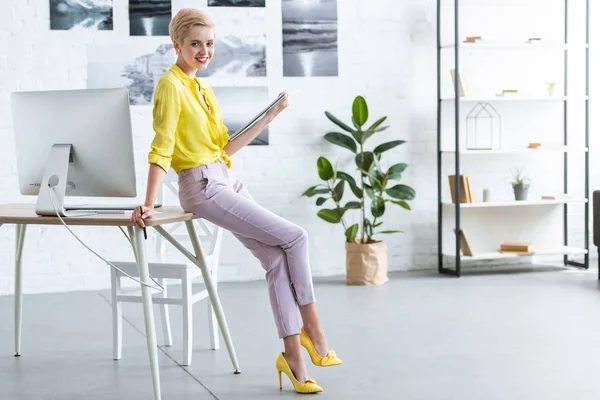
436, 0, 590, 277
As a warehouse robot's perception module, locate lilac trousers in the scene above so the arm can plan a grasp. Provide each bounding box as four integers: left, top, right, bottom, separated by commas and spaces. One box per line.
177, 160, 315, 339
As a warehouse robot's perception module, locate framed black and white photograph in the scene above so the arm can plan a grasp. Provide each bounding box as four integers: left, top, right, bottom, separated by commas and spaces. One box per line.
50, 0, 113, 31
212, 86, 270, 146
208, 0, 265, 6
195, 13, 266, 78
129, 0, 171, 36
87, 43, 175, 105
282, 0, 338, 77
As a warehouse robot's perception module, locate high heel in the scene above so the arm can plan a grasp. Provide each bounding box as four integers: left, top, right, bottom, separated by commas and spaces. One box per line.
300, 327, 343, 367
275, 352, 323, 394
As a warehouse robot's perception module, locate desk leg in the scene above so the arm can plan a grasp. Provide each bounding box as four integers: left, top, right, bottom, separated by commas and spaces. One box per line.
128, 226, 162, 400
185, 221, 241, 374
14, 224, 26, 357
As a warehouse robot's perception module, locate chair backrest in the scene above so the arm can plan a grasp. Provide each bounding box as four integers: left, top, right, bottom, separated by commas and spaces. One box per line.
155, 169, 223, 264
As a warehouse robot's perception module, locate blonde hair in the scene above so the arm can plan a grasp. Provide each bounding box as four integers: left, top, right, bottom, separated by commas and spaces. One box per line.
169, 8, 214, 44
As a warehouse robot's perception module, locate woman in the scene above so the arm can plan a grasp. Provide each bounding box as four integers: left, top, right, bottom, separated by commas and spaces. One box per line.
131, 8, 341, 394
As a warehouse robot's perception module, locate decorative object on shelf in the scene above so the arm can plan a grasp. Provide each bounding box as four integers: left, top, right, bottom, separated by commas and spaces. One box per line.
482, 188, 491, 202
302, 95, 415, 286
465, 102, 501, 150
464, 36, 482, 43
499, 242, 533, 254
541, 193, 572, 200
453, 229, 473, 256
449, 69, 468, 97
527, 142, 563, 149
510, 167, 530, 201
546, 81, 557, 97
448, 175, 473, 203
496, 89, 519, 97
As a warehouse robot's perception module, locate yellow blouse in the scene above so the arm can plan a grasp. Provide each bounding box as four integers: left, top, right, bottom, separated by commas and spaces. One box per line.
148, 64, 230, 173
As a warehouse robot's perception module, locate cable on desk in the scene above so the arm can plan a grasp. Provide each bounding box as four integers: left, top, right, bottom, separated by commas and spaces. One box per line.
48, 186, 165, 292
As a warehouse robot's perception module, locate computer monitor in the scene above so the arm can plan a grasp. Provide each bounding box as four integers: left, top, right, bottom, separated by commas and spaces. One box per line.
12, 88, 138, 216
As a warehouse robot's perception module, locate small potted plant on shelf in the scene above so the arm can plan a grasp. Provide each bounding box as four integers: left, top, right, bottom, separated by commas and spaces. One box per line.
301, 96, 416, 285
546, 81, 557, 97
511, 167, 530, 201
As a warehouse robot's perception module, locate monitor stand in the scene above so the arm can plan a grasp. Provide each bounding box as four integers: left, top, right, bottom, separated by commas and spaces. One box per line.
35, 144, 93, 217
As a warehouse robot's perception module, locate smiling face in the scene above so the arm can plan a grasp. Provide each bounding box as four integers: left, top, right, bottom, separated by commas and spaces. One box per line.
174, 25, 215, 77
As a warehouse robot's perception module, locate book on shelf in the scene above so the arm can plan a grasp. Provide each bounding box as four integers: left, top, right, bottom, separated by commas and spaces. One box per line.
448, 175, 473, 203
453, 229, 474, 256
499, 242, 533, 254
541, 194, 572, 200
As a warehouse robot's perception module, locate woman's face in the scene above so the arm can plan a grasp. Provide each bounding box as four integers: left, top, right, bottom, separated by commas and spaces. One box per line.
175, 25, 215, 72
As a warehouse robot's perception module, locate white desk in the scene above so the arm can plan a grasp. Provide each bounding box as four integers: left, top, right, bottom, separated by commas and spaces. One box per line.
0, 203, 240, 400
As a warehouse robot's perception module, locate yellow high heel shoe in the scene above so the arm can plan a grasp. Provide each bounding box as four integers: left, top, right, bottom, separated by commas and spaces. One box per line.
276, 352, 323, 394
300, 327, 343, 367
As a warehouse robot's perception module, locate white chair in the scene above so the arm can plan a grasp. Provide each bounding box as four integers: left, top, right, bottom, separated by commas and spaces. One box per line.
110, 169, 223, 366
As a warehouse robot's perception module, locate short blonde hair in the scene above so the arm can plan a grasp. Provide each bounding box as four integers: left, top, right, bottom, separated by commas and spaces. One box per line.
169, 8, 214, 44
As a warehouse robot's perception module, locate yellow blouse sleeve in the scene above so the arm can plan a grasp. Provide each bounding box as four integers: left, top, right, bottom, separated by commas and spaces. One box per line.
148, 79, 181, 173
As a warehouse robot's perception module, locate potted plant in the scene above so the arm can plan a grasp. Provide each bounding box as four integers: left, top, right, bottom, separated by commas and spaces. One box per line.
301, 96, 416, 285
511, 167, 530, 201
546, 81, 557, 97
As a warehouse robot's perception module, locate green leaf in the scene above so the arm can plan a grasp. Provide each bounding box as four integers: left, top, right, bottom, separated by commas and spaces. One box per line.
344, 201, 361, 209
390, 199, 411, 210
374, 222, 383, 228
387, 163, 408, 180
317, 157, 334, 181
367, 116, 387, 132
316, 197, 328, 206
375, 230, 404, 235
374, 140, 406, 155
301, 185, 329, 197
386, 184, 416, 200
364, 219, 373, 238
345, 224, 359, 242
368, 171, 384, 192
337, 171, 362, 199
350, 129, 365, 145
371, 196, 385, 218
355, 152, 375, 172
301, 185, 319, 197
336, 171, 357, 186
317, 209, 342, 224
352, 96, 368, 127
332, 180, 345, 202
351, 116, 361, 130
325, 111, 354, 133
365, 184, 375, 199
324, 132, 357, 153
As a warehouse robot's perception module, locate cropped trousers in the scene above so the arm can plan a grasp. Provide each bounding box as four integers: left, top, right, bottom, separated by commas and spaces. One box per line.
177, 160, 315, 338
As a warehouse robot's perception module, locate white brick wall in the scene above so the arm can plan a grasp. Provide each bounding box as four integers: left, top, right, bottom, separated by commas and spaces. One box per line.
0, 0, 598, 296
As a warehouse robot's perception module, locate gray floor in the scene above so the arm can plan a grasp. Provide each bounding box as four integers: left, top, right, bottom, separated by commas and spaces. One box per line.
2, 265, 600, 400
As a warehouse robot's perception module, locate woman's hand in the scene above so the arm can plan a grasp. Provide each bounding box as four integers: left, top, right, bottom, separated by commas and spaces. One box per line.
265, 92, 289, 121
131, 205, 154, 228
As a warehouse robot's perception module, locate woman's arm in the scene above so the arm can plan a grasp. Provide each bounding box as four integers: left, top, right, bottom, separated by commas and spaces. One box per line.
223, 113, 273, 157
223, 92, 288, 157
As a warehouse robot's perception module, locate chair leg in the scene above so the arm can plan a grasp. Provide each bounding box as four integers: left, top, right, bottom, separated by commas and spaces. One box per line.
157, 278, 173, 347
182, 270, 193, 366
208, 260, 220, 350
111, 267, 122, 360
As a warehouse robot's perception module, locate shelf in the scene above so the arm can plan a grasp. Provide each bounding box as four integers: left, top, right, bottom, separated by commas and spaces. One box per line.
441, 96, 569, 102
440, 42, 588, 50
442, 198, 587, 208
440, 147, 588, 155
443, 246, 588, 261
